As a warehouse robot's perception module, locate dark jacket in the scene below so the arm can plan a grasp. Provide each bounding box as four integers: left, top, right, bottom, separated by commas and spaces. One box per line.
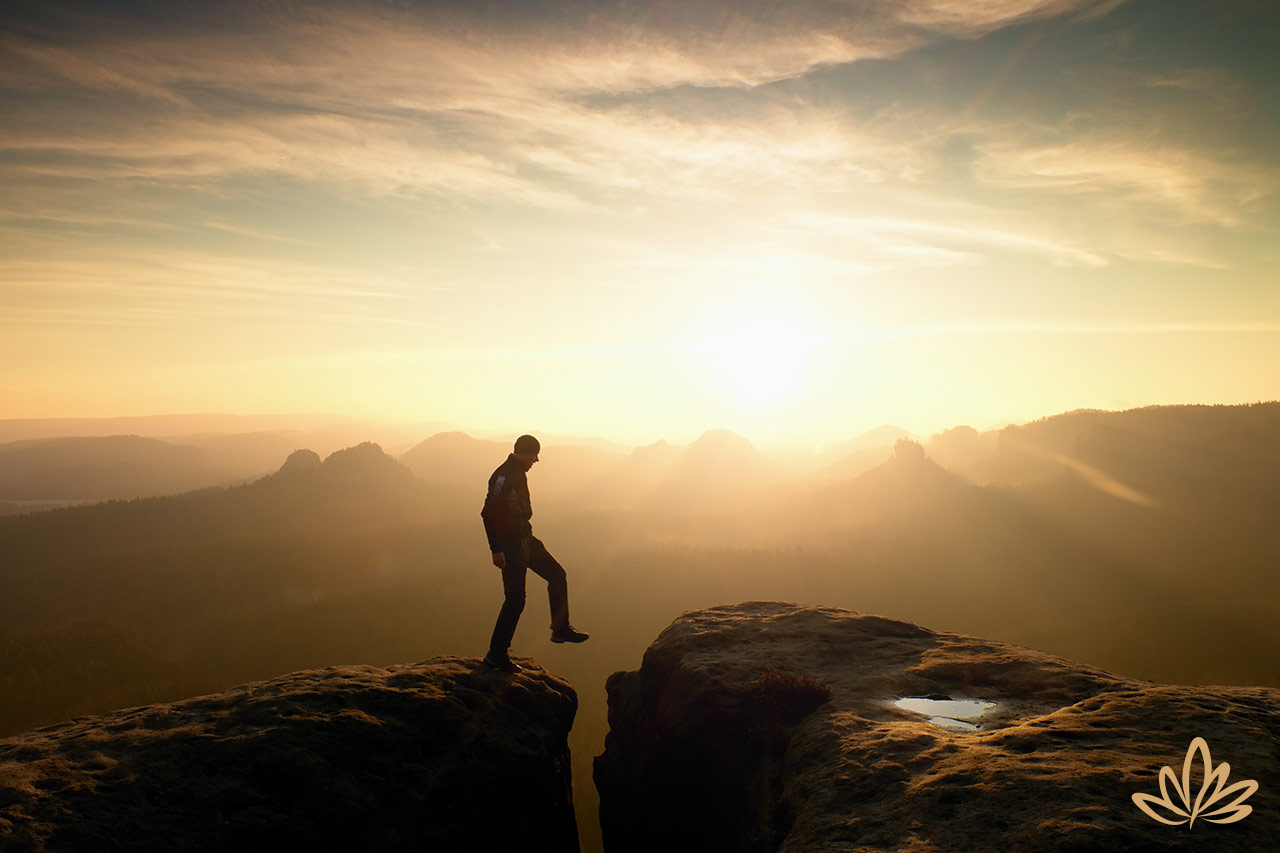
481, 454, 533, 553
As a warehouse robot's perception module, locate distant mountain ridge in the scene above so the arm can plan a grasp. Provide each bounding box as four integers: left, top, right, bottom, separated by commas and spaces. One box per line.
0, 435, 228, 502
0, 442, 468, 578
5, 402, 1279, 517
0, 430, 412, 508
969, 402, 1280, 506
572, 428, 789, 513
399, 432, 624, 502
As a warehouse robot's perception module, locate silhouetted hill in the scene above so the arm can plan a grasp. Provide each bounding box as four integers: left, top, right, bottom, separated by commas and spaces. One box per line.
0, 438, 506, 739
0, 439, 498, 734
788, 422, 911, 479
768, 434, 1268, 676
924, 424, 999, 471
0, 442, 471, 627
780, 425, 911, 477
826, 438, 968, 519
537, 444, 630, 501
400, 431, 624, 506
787, 439, 969, 538
575, 429, 791, 515
400, 431, 507, 487
680, 429, 769, 470
0, 417, 462, 502
971, 403, 1280, 503
0, 431, 323, 508
824, 424, 913, 459
280, 448, 322, 472
225, 441, 450, 532
581, 439, 680, 509
0, 435, 219, 501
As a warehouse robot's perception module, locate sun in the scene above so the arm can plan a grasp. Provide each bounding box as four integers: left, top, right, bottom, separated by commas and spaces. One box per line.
702, 294, 824, 409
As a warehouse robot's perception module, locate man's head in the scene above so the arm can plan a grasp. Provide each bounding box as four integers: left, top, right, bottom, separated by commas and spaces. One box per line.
513, 434, 540, 468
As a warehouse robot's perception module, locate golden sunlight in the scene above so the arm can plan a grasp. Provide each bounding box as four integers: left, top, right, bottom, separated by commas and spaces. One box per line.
701, 291, 826, 409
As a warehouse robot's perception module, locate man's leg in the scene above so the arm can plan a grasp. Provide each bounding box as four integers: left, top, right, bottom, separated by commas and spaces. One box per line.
526, 537, 570, 632
488, 542, 528, 658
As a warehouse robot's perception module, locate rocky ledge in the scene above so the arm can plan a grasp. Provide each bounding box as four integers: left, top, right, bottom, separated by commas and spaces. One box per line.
0, 657, 578, 852
594, 602, 1278, 852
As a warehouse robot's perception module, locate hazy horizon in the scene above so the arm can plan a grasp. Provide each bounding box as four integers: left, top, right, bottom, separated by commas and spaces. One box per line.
0, 406, 978, 454
3, 399, 1274, 456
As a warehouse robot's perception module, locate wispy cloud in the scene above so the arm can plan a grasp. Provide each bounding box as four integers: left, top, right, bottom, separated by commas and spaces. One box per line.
0, 0, 1138, 209
895, 0, 1125, 34
774, 210, 1108, 268
0, 242, 463, 331
972, 137, 1277, 227
3, 0, 1272, 287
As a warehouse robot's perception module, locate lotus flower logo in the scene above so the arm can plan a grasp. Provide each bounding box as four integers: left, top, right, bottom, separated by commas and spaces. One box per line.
1132, 737, 1258, 827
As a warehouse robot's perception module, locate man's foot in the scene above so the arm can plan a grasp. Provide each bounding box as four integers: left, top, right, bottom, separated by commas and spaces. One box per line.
550, 626, 590, 644
483, 652, 522, 674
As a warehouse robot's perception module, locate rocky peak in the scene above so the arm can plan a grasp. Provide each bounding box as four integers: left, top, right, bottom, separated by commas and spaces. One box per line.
320, 441, 411, 481
595, 602, 1278, 852
278, 447, 322, 472
0, 657, 579, 852
892, 436, 927, 464
687, 428, 756, 458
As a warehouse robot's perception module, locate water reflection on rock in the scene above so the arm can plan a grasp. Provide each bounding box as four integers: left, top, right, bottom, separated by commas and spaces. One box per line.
893, 696, 997, 730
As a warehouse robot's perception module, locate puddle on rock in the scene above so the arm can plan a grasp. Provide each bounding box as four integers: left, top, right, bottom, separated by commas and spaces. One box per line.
893, 697, 997, 731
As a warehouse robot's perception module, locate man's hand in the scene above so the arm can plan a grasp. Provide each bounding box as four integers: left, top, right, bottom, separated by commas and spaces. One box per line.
492, 551, 506, 569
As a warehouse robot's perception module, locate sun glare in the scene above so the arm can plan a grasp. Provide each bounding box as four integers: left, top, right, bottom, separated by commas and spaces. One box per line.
702, 294, 825, 408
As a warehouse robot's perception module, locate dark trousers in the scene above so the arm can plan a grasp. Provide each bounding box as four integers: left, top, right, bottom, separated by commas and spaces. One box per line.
489, 535, 570, 656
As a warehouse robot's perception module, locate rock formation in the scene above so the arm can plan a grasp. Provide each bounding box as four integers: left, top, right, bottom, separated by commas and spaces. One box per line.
0, 657, 578, 852
279, 447, 322, 472
594, 602, 1278, 852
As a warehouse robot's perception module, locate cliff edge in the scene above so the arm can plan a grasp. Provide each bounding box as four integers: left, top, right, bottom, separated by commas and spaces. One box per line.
0, 657, 578, 852
594, 601, 1278, 852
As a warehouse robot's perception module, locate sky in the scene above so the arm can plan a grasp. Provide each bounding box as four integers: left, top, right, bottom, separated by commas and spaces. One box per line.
2, 0, 1278, 447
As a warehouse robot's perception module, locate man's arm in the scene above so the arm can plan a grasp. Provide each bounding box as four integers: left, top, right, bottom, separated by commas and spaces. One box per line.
481, 471, 515, 566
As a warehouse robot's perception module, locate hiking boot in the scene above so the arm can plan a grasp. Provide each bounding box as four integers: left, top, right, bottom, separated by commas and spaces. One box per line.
483, 652, 522, 674
550, 626, 590, 644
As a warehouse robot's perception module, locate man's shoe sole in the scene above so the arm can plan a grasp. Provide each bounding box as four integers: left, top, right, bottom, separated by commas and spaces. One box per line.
551, 634, 589, 644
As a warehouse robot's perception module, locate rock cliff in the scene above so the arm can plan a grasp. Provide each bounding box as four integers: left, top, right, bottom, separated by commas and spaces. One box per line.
0, 657, 578, 852
594, 602, 1278, 852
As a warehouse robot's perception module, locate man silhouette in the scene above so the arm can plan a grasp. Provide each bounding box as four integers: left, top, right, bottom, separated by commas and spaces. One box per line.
482, 434, 588, 673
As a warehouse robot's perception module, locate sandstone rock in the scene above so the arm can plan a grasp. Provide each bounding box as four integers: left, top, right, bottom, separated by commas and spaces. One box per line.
0, 657, 578, 852
594, 602, 1278, 852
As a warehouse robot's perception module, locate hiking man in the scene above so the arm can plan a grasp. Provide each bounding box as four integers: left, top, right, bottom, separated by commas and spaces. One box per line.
482, 434, 588, 673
